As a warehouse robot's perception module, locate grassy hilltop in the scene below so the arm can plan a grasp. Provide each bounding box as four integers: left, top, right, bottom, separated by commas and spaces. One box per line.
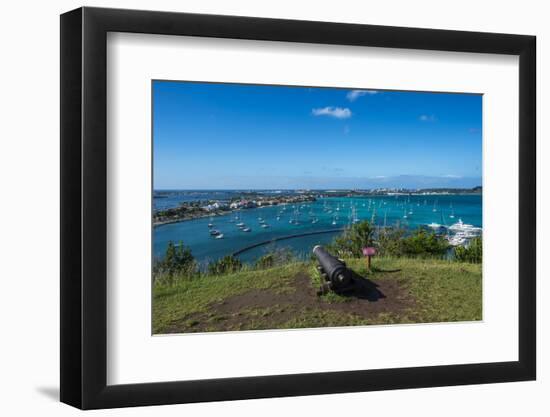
153, 257, 482, 334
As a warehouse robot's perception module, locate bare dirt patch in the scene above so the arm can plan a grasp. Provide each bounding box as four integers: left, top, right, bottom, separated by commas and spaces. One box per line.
163, 272, 415, 333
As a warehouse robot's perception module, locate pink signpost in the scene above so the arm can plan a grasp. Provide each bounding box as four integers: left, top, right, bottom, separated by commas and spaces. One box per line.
362, 246, 376, 269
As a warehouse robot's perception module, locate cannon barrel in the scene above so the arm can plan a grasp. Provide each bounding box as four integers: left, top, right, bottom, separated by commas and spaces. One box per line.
313, 245, 352, 289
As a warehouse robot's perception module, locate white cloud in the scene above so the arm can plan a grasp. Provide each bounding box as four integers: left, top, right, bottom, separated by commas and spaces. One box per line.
312, 106, 352, 119
442, 174, 462, 178
346, 89, 378, 101
419, 114, 437, 122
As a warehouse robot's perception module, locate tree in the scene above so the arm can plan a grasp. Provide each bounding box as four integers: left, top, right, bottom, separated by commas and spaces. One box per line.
328, 221, 375, 258
377, 227, 407, 257
155, 240, 196, 276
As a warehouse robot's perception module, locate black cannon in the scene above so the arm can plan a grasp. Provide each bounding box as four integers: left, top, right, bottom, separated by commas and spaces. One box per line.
313, 245, 355, 295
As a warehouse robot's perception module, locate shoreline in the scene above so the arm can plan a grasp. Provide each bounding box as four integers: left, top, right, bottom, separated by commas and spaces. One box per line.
153, 210, 234, 227
154, 195, 317, 227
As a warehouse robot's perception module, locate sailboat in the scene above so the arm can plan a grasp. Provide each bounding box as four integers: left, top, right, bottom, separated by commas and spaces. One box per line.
449, 203, 455, 219
432, 199, 438, 212
235, 212, 244, 228
370, 208, 377, 224
289, 207, 299, 224
353, 207, 359, 223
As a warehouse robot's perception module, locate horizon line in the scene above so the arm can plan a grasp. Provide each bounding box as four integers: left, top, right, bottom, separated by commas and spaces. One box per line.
154, 186, 482, 191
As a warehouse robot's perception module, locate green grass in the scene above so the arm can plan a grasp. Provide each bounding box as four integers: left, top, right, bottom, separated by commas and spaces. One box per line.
153, 262, 306, 333
152, 257, 482, 334
347, 257, 482, 323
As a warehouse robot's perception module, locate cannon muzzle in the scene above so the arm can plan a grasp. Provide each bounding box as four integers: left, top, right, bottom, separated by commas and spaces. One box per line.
313, 245, 353, 293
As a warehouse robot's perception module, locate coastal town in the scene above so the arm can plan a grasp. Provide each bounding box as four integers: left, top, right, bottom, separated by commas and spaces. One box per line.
153, 192, 317, 226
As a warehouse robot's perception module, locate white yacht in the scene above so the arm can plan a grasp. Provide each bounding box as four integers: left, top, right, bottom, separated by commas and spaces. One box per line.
447, 233, 466, 246
449, 218, 481, 234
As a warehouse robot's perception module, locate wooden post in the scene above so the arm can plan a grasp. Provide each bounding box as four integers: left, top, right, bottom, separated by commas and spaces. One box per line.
362, 247, 376, 271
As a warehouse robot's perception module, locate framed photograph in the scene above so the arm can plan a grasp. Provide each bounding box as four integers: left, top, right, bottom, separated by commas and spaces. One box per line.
60, 7, 536, 409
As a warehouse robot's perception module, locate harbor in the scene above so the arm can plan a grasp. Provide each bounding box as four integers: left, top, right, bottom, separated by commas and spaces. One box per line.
153, 192, 482, 265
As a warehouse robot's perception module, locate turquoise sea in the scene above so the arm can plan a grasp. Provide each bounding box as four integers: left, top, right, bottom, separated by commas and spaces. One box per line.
153, 193, 482, 266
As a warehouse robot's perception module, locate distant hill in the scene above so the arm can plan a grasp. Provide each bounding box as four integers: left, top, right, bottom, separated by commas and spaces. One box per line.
414, 186, 482, 194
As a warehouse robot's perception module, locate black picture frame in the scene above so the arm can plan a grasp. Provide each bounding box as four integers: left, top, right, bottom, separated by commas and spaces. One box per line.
60, 6, 536, 410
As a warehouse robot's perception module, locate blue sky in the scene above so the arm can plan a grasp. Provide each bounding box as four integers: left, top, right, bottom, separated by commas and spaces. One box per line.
153, 81, 482, 190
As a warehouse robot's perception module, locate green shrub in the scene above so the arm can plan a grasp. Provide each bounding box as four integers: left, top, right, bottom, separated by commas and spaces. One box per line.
208, 255, 243, 275
255, 253, 275, 269
377, 227, 407, 257
327, 220, 375, 258
401, 229, 449, 258
255, 248, 295, 269
378, 227, 449, 259
454, 236, 482, 263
